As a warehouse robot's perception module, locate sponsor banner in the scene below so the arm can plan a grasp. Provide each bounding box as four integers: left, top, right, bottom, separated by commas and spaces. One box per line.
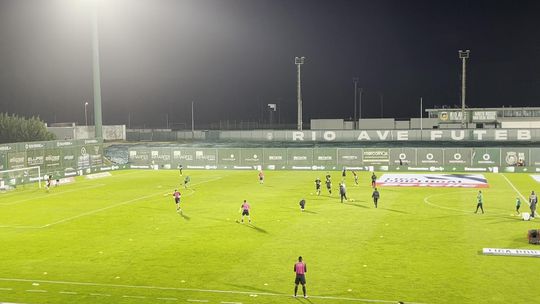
192, 149, 218, 166
218, 148, 241, 166
362, 148, 389, 164
443, 148, 472, 166
129, 148, 151, 164
337, 148, 363, 166
531, 175, 540, 183
417, 148, 444, 166
529, 148, 540, 166
438, 111, 468, 123
44, 149, 62, 168
389, 148, 416, 166
483, 248, 540, 258
472, 148, 500, 166
87, 145, 103, 166
241, 148, 263, 165
56, 177, 75, 185
472, 111, 497, 122
85, 172, 112, 179
287, 148, 313, 166
313, 148, 337, 167
62, 148, 77, 171
150, 148, 172, 163
7, 151, 26, 169
376, 173, 489, 188
26, 149, 45, 167
0, 152, 6, 170
172, 148, 195, 165
264, 148, 287, 166
501, 148, 529, 166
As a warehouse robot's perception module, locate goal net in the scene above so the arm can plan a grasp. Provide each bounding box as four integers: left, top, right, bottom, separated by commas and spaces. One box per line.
0, 166, 42, 190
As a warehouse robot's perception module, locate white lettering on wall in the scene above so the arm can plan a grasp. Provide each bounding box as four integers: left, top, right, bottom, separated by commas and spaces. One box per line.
495, 130, 507, 140
311, 132, 317, 141
396, 131, 408, 141
292, 131, 304, 141
357, 131, 371, 140
451, 130, 465, 140
517, 130, 531, 140
323, 131, 336, 141
430, 131, 443, 140
376, 130, 390, 140
473, 130, 487, 140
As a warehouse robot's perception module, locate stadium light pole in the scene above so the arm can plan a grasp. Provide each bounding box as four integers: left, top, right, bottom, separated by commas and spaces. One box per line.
359, 87, 363, 120
84, 101, 89, 126
92, 1, 103, 138
295, 57, 305, 131
353, 77, 359, 129
459, 50, 470, 129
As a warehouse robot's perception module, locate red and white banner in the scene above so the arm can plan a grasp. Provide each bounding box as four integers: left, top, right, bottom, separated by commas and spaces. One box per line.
376, 174, 489, 188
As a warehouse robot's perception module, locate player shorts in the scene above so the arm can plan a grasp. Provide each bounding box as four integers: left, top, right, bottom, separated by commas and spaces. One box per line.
242, 210, 250, 216
316, 185, 320, 190
175, 198, 180, 204
295, 274, 306, 285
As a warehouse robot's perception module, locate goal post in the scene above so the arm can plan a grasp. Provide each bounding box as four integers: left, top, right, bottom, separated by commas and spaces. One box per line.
0, 166, 42, 189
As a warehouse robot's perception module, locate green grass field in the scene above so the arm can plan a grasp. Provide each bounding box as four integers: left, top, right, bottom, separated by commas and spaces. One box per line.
0, 169, 539, 304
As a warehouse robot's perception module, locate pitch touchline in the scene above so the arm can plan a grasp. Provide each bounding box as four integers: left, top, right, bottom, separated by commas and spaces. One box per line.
0, 277, 425, 304
0, 184, 106, 206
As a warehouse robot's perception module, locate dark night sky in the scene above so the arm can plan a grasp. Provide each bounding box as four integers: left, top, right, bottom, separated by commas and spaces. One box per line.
0, 0, 539, 128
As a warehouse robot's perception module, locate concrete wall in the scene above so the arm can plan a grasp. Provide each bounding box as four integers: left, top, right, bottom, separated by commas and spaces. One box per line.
410, 118, 438, 129
310, 119, 344, 130
501, 121, 540, 128
357, 118, 395, 130
395, 121, 410, 129
48, 125, 126, 141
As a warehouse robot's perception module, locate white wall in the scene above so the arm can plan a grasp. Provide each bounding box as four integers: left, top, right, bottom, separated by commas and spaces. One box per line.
310, 119, 344, 130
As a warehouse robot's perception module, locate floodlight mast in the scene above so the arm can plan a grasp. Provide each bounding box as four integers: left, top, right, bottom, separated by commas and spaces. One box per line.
353, 77, 359, 129
295, 57, 305, 131
92, 2, 103, 138
459, 50, 470, 129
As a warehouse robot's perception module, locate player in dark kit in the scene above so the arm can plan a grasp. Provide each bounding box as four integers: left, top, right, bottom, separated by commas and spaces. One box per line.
325, 174, 332, 194
299, 199, 306, 211
339, 183, 347, 203
293, 256, 307, 298
314, 178, 321, 196
352, 171, 359, 185
372, 188, 380, 208
475, 190, 484, 214
184, 175, 191, 188
178, 164, 183, 176
371, 172, 377, 188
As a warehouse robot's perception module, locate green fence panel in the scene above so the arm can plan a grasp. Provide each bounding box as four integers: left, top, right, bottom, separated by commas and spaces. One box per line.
0, 152, 6, 170
218, 148, 242, 168
240, 148, 264, 167
287, 148, 313, 168
362, 148, 389, 165
471, 148, 500, 167
263, 148, 287, 169
7, 151, 26, 169
26, 149, 44, 167
62, 147, 78, 171
389, 148, 417, 166
149, 147, 172, 165
529, 148, 540, 167
337, 148, 363, 166
501, 148, 529, 167
417, 148, 444, 166
313, 148, 338, 169
43, 149, 62, 169
191, 148, 218, 167
443, 148, 472, 166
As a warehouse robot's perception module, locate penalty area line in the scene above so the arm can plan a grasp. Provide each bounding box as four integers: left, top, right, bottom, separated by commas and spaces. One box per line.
0, 277, 424, 303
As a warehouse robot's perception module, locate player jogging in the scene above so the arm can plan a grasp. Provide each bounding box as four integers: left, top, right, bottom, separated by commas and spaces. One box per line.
258, 171, 264, 184
529, 191, 537, 218
475, 190, 484, 214
371, 172, 377, 188
314, 178, 321, 196
178, 164, 183, 176
341, 167, 346, 178
184, 175, 191, 188
299, 199, 306, 211
293, 256, 307, 298
325, 174, 332, 194
173, 189, 182, 213
372, 188, 380, 208
515, 197, 521, 215
339, 182, 347, 203
239, 200, 251, 224
45, 174, 52, 190
352, 171, 359, 185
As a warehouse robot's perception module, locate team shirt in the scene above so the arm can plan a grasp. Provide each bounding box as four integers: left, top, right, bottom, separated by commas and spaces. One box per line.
516, 198, 521, 207
294, 262, 307, 275
530, 194, 537, 204
174, 191, 181, 199
372, 190, 380, 199
242, 202, 250, 211
477, 192, 483, 204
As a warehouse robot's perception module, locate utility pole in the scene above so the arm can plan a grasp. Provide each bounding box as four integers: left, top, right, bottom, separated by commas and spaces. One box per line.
92, 1, 103, 138
459, 50, 470, 129
295, 57, 305, 130
353, 77, 359, 129
359, 88, 363, 120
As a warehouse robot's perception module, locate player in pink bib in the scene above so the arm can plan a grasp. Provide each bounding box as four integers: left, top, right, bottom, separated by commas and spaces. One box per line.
239, 200, 251, 224
293, 256, 307, 298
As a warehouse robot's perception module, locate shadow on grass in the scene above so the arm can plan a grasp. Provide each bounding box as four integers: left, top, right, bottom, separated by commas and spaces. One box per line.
343, 202, 369, 209
246, 224, 268, 234
381, 208, 409, 214
302, 210, 318, 214
179, 213, 191, 220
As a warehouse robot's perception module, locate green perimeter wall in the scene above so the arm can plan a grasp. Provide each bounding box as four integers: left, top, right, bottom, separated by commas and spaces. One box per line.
0, 139, 104, 176
128, 146, 540, 173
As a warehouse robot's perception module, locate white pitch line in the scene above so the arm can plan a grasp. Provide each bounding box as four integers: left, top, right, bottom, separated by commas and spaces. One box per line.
157, 297, 178, 301
0, 287, 13, 291
0, 184, 106, 206
0, 277, 425, 303
123, 295, 146, 299
500, 174, 536, 216
221, 302, 242, 304
26, 289, 47, 293
89, 293, 111, 296
59, 291, 77, 294
187, 300, 208, 303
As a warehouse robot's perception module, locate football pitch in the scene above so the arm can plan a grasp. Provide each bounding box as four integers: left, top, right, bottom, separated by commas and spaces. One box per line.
0, 169, 538, 304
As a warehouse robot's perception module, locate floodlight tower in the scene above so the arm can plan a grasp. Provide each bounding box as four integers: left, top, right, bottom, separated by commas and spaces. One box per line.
92, 2, 103, 138
459, 50, 470, 129
295, 56, 305, 131
353, 77, 359, 129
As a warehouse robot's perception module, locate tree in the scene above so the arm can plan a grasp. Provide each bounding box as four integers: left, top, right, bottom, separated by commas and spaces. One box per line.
0, 113, 56, 144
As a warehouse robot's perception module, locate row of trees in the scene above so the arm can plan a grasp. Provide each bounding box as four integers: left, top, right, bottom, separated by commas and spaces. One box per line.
0, 113, 56, 144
